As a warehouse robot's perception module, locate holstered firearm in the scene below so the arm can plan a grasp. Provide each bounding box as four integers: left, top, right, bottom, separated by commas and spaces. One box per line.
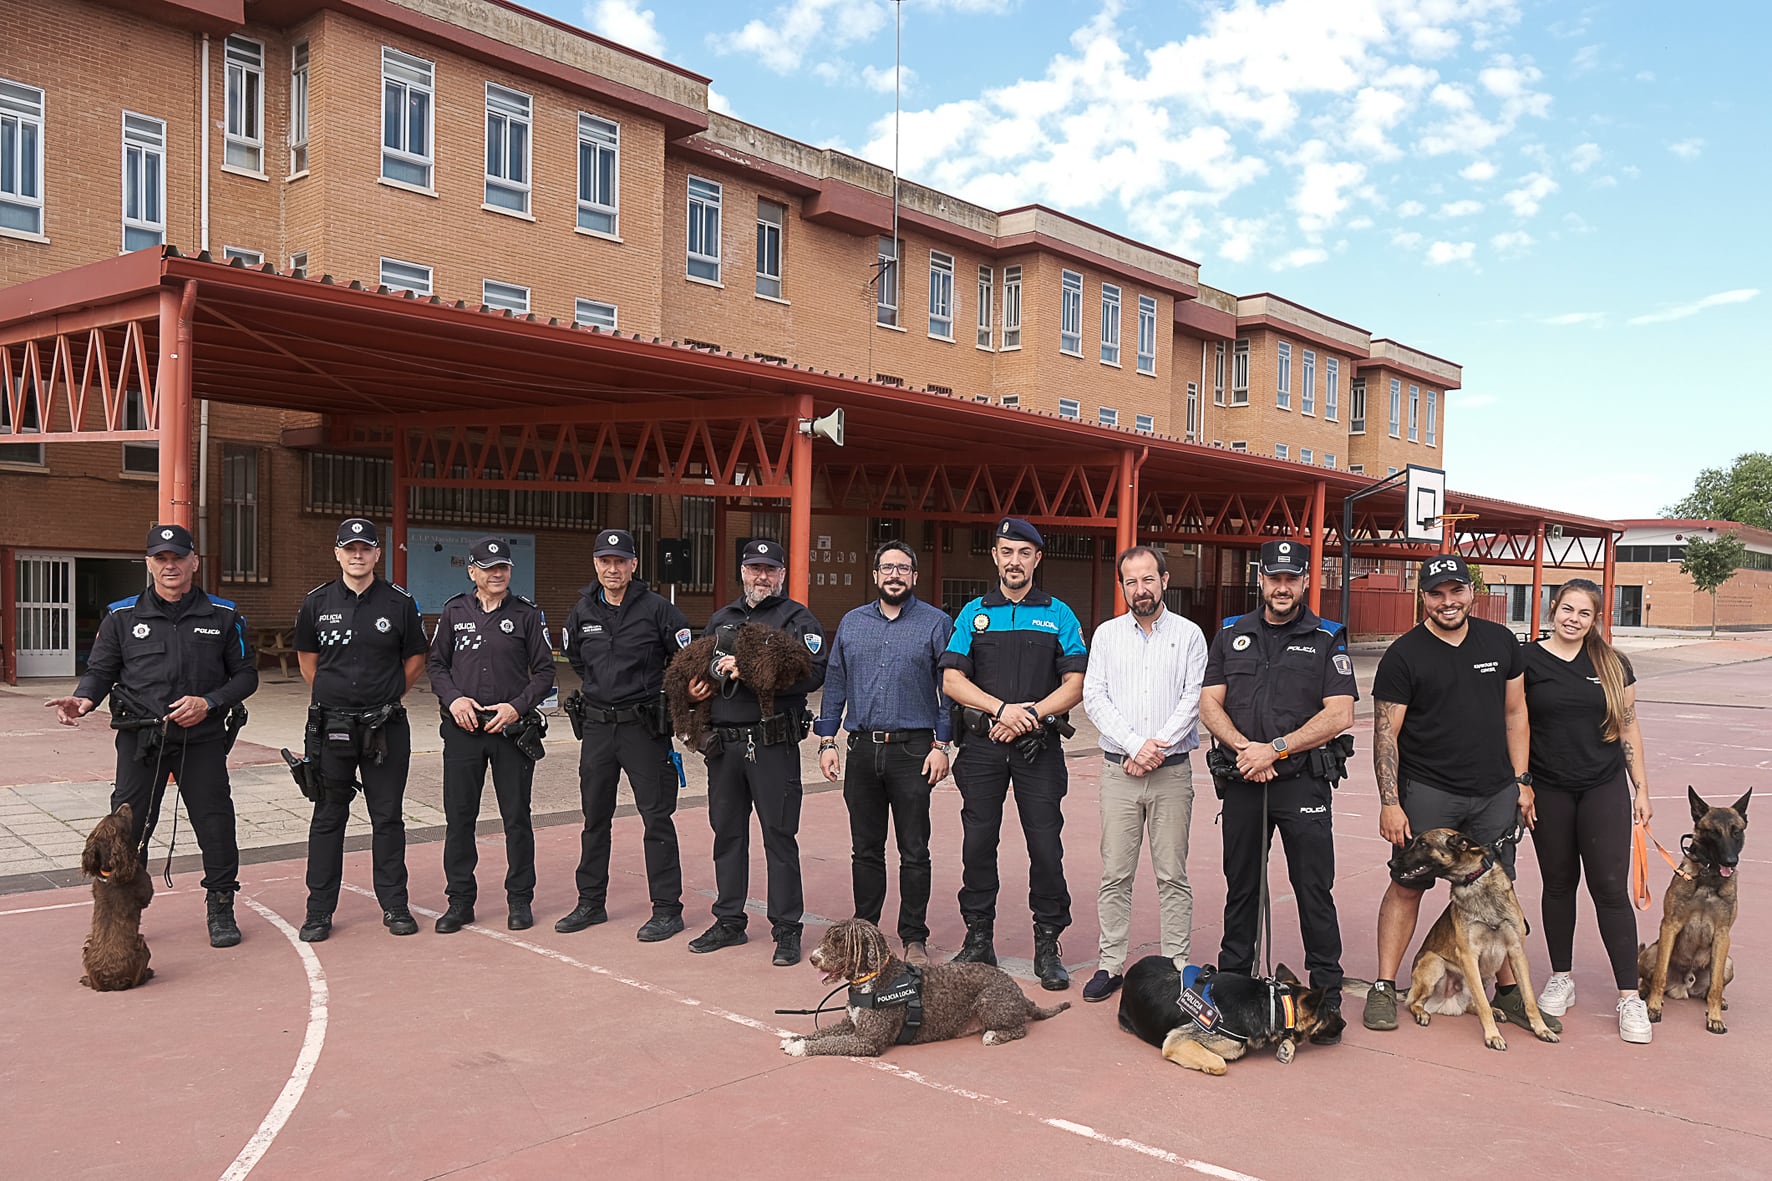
108, 686, 166, 764
562, 689, 588, 740
503, 711, 548, 762
1307, 733, 1356, 784
284, 704, 358, 804
222, 703, 248, 753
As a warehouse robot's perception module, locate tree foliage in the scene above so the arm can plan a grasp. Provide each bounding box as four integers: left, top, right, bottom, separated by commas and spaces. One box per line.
1680, 532, 1748, 638
1666, 452, 1772, 530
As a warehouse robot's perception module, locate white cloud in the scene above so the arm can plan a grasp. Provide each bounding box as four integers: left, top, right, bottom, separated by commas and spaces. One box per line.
712, 0, 889, 73
1502, 171, 1558, 217
1569, 142, 1601, 172
1391, 229, 1423, 249
1290, 141, 1366, 233
1346, 215, 1374, 230
1542, 310, 1601, 326
1426, 239, 1475, 265
708, 86, 735, 115
1571, 44, 1601, 73
1439, 199, 1483, 217
1396, 199, 1426, 217
1668, 137, 1705, 159
1272, 246, 1330, 270
1490, 229, 1533, 254
1627, 288, 1760, 326
860, 64, 915, 95
1216, 216, 1269, 263
586, 0, 666, 58
1460, 159, 1497, 181
1416, 54, 1550, 155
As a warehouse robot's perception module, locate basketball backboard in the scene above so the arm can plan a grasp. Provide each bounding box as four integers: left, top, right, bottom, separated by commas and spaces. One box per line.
1403, 465, 1446, 543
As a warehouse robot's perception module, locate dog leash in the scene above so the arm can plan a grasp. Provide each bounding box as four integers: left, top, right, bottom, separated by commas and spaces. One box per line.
775, 983, 848, 1030
1631, 820, 1693, 911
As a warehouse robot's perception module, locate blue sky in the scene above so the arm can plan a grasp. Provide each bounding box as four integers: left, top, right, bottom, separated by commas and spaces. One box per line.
549, 0, 1768, 523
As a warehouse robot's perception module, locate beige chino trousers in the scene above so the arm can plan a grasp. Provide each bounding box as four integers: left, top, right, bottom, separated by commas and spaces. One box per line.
1095, 756, 1194, 975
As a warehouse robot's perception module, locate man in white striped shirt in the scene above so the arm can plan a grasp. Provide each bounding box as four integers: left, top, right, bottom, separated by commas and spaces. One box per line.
1079, 546, 1209, 1002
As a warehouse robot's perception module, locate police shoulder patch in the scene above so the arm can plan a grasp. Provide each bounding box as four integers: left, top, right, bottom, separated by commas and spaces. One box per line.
675, 627, 693, 649
1333, 653, 1353, 676
804, 633, 823, 654
207, 595, 237, 610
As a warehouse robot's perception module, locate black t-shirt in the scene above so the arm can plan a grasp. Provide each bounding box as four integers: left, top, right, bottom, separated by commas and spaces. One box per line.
1524, 643, 1636, 790
295, 577, 427, 708
1372, 617, 1523, 796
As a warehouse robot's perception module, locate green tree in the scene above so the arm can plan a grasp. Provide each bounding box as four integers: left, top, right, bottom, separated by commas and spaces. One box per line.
1666, 452, 1772, 530
1680, 532, 1748, 638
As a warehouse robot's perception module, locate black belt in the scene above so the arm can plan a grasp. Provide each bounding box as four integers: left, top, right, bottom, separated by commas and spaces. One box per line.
848, 728, 934, 746
1104, 749, 1191, 769
585, 702, 647, 725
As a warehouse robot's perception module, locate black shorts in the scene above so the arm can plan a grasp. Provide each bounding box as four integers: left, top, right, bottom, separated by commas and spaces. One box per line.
1389, 778, 1520, 887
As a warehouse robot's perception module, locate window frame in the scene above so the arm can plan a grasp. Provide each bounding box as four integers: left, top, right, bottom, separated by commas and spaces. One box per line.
0, 365, 44, 466
378, 256, 432, 296
1350, 377, 1366, 434
1136, 294, 1157, 374
120, 111, 166, 252
1408, 384, 1420, 442
1058, 397, 1080, 420
1324, 452, 1337, 470
380, 47, 435, 189
686, 175, 723, 283
1213, 341, 1226, 405
483, 82, 532, 214
1185, 381, 1199, 440
1300, 447, 1314, 466
0, 80, 46, 238
223, 36, 264, 174
1001, 264, 1022, 348
1099, 282, 1121, 365
289, 42, 309, 175
755, 198, 784, 299
1231, 339, 1249, 404
1426, 389, 1438, 446
574, 298, 618, 330
1325, 357, 1339, 422
220, 445, 263, 582
120, 388, 159, 474
1275, 442, 1289, 462
976, 265, 993, 349
1136, 412, 1155, 434
482, 279, 530, 314
1098, 406, 1118, 428
576, 113, 620, 235
1276, 340, 1292, 409
1389, 378, 1402, 438
222, 246, 263, 265
928, 249, 955, 340
875, 236, 899, 327
1059, 269, 1083, 355
1301, 348, 1316, 415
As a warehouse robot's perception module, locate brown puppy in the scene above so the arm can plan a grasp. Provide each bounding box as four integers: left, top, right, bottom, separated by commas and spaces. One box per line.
80, 804, 155, 991
664, 623, 813, 750
1394, 828, 1559, 1051
781, 919, 1069, 1057
1639, 787, 1750, 1033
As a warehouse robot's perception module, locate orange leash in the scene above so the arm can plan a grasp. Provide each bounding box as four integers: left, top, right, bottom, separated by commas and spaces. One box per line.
1632, 821, 1692, 911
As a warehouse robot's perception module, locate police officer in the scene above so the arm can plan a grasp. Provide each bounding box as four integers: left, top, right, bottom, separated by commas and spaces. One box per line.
557, 527, 693, 942
292, 518, 428, 942
46, 523, 258, 948
685, 537, 826, 966
1198, 538, 1357, 1045
939, 517, 1088, 991
427, 536, 555, 934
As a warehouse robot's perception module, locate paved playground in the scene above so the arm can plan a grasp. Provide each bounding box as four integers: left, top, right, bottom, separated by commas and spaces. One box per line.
0, 636, 1766, 1180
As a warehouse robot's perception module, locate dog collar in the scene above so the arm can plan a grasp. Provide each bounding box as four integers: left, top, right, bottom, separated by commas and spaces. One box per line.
849, 967, 882, 987
96, 870, 112, 879
1450, 853, 1495, 886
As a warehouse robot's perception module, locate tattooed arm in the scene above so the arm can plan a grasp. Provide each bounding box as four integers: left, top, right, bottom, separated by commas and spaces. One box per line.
1620, 684, 1651, 823
1375, 699, 1411, 844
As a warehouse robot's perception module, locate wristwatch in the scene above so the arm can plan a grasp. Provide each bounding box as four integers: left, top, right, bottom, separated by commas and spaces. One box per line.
1271, 736, 1290, 759
818, 738, 838, 752
1515, 772, 1534, 787
932, 742, 951, 754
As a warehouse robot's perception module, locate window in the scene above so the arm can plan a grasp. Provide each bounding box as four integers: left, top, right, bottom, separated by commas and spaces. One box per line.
1100, 283, 1121, 364
121, 112, 165, 251
380, 47, 434, 188
1185, 382, 1199, 440
1350, 378, 1366, 433
1231, 339, 1249, 404
577, 113, 619, 234
289, 42, 309, 174
223, 36, 264, 173
686, 176, 721, 282
1136, 413, 1155, 433
1275, 443, 1289, 461
379, 256, 431, 295
1230, 440, 1248, 452
1408, 384, 1420, 441
121, 389, 158, 474
976, 266, 993, 348
1136, 295, 1157, 374
484, 83, 531, 213
1059, 270, 1083, 354
1099, 407, 1118, 427
1324, 452, 1336, 469
220, 446, 261, 581
875, 236, 899, 327
1325, 357, 1339, 421
0, 367, 43, 465
1001, 265, 1022, 347
1058, 398, 1080, 420
928, 250, 955, 339
1426, 390, 1438, 446
1213, 341, 1226, 405
1388, 466, 1399, 476
755, 199, 784, 298
1350, 463, 1365, 474
1276, 341, 1292, 409
1000, 394, 1020, 409
289, 249, 308, 276
483, 279, 529, 313
684, 495, 715, 592
1301, 349, 1316, 415
575, 298, 617, 329
1300, 447, 1314, 465
222, 246, 262, 265
1389, 378, 1402, 437
0, 80, 45, 236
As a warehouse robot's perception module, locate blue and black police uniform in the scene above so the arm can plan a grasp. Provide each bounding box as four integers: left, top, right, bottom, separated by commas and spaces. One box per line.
293, 518, 427, 934
1203, 539, 1357, 1008
74, 522, 257, 942
427, 536, 555, 930
939, 518, 1089, 943
559, 528, 693, 937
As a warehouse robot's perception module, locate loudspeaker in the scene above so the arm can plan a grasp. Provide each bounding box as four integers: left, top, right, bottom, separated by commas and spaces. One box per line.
799, 407, 845, 447
656, 538, 693, 584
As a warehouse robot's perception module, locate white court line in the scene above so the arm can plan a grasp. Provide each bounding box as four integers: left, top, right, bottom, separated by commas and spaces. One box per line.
341, 884, 1263, 1179
0, 899, 94, 916
218, 897, 330, 1181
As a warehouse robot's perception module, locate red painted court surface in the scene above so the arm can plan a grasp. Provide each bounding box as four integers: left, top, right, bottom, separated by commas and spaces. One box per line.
3, 652, 1768, 1181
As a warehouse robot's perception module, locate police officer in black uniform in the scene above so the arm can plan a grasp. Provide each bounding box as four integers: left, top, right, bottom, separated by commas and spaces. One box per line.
427, 536, 555, 934
685, 537, 826, 966
1199, 539, 1357, 1044
47, 523, 258, 948
939, 517, 1089, 990
293, 518, 428, 942
557, 528, 693, 941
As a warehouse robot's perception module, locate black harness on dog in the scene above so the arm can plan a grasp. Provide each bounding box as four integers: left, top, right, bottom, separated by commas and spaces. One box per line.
1176, 967, 1300, 1044
848, 966, 925, 1045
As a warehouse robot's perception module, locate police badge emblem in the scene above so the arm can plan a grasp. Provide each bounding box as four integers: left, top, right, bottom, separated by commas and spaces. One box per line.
1232, 635, 1252, 651
973, 613, 991, 632
132, 623, 151, 639
375, 616, 392, 632
500, 619, 514, 633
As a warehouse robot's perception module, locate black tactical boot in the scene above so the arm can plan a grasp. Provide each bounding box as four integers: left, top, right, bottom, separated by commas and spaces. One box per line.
1033, 923, 1069, 991
206, 889, 242, 949
950, 916, 996, 965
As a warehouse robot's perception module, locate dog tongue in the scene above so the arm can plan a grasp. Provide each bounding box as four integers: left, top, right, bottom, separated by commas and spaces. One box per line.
1719, 866, 1734, 877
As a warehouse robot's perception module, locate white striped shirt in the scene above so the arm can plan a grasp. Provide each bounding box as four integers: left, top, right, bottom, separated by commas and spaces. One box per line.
1083, 607, 1209, 758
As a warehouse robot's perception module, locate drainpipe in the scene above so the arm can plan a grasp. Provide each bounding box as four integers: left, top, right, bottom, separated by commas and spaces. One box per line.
197, 35, 211, 580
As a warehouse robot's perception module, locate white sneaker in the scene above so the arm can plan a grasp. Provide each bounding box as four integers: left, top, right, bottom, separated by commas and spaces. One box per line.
1538, 972, 1576, 1016
1617, 995, 1653, 1044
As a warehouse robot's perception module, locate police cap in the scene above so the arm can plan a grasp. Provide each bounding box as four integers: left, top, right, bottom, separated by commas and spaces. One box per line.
593, 529, 636, 559
741, 538, 785, 568
994, 517, 1043, 549
1259, 539, 1310, 575
145, 523, 194, 557
335, 518, 380, 547
469, 536, 514, 568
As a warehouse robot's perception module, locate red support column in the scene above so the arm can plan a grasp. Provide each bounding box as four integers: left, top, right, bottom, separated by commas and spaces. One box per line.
1601, 530, 1618, 642
1528, 520, 1546, 641
1307, 477, 1327, 617
928, 522, 944, 611
789, 395, 814, 606
155, 283, 197, 528
1112, 446, 1138, 616
1, 544, 15, 685
391, 428, 410, 587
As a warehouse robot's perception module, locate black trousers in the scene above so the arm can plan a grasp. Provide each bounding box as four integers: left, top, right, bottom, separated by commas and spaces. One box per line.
440, 717, 537, 907
705, 736, 802, 936
112, 733, 238, 893
1532, 771, 1638, 989
574, 719, 682, 915
844, 734, 934, 945
305, 713, 411, 915
1217, 772, 1343, 1002
953, 738, 1070, 930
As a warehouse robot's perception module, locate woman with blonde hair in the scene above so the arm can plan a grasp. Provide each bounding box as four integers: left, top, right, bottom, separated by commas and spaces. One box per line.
1523, 578, 1653, 1043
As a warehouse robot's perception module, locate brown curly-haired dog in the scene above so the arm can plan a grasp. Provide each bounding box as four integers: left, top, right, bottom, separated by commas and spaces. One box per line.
80, 803, 155, 992
664, 623, 813, 750
781, 919, 1070, 1057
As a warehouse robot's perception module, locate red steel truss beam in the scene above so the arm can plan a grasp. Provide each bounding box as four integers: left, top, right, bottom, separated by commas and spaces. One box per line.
0, 315, 163, 443
816, 459, 1124, 524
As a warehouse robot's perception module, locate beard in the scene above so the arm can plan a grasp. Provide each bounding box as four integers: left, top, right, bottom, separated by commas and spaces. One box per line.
878, 583, 912, 606
998, 567, 1030, 590
1262, 591, 1301, 623
1128, 591, 1162, 619
744, 583, 777, 608
1426, 602, 1470, 632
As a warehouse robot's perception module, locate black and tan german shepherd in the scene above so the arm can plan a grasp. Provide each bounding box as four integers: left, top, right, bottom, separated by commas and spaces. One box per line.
1639, 787, 1751, 1034
1116, 957, 1331, 1075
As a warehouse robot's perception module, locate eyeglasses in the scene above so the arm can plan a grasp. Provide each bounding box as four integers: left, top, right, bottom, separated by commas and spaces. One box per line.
876, 563, 915, 576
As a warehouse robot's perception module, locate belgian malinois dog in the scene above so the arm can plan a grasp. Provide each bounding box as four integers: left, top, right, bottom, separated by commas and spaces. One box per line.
1394, 828, 1560, 1051
1638, 787, 1751, 1034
